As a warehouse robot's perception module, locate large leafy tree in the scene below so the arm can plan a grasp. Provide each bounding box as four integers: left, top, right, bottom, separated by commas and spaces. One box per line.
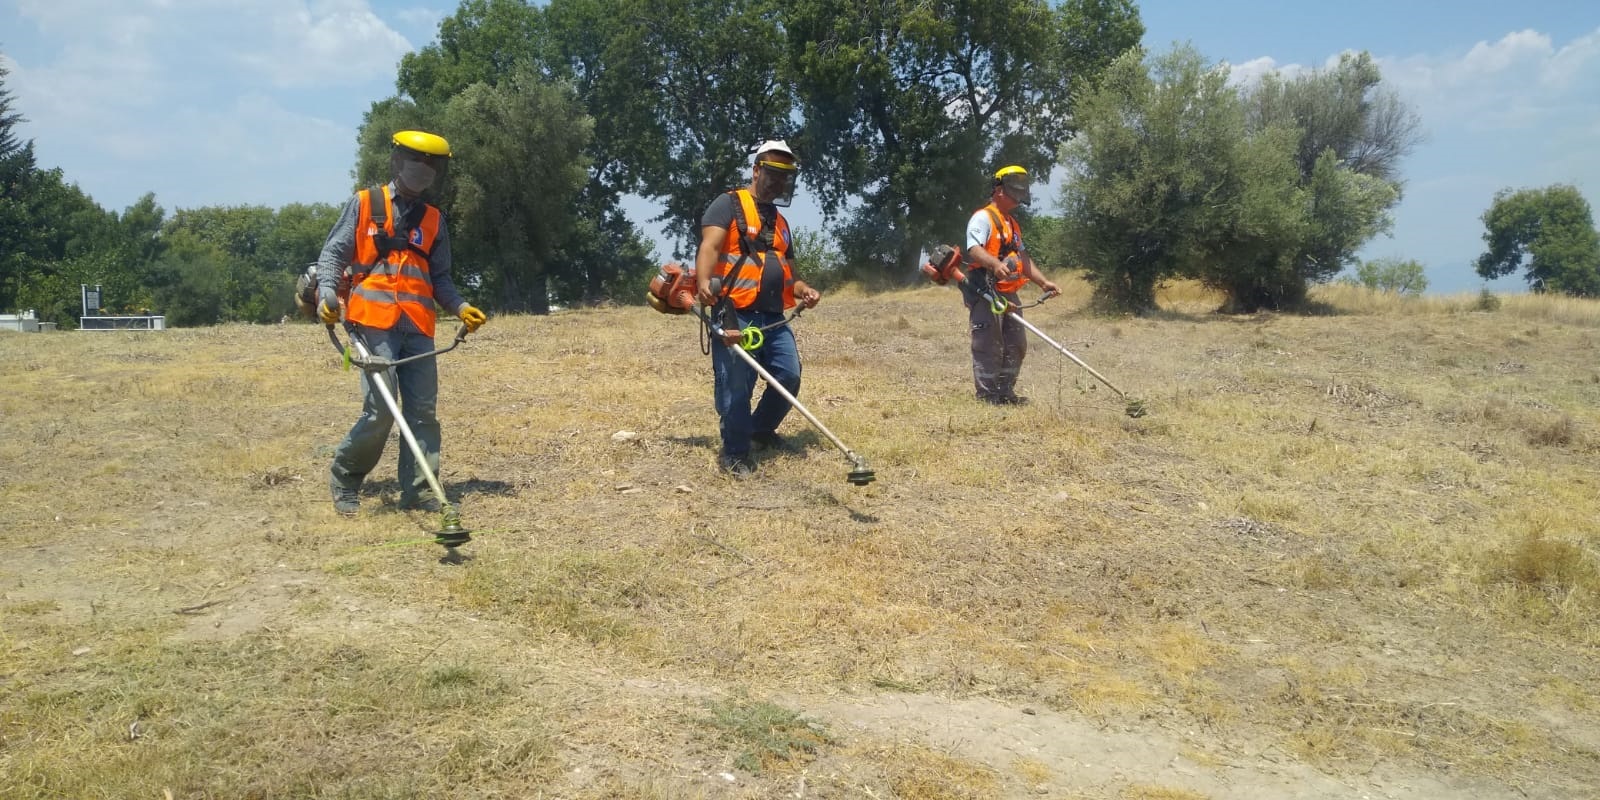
443, 70, 593, 313
0, 56, 38, 310
784, 0, 1142, 277
1476, 185, 1600, 296
542, 0, 793, 255
1060, 46, 1415, 314
1223, 52, 1417, 310
1059, 46, 1302, 313
390, 0, 656, 308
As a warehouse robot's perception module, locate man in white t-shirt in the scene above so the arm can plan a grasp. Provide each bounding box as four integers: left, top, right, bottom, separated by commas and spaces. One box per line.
964, 165, 1059, 404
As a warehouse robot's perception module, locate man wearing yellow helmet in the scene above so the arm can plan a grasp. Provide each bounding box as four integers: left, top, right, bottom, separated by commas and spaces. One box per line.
964, 165, 1059, 405
315, 130, 489, 515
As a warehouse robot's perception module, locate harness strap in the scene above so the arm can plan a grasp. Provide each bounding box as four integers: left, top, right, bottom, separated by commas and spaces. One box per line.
367, 185, 433, 262
985, 207, 1018, 259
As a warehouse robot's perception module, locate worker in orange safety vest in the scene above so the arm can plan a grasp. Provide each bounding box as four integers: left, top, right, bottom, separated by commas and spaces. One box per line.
693, 140, 822, 477
316, 130, 488, 515
963, 165, 1059, 405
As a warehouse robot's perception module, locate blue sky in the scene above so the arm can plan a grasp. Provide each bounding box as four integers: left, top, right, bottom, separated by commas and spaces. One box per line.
3, 1, 1596, 295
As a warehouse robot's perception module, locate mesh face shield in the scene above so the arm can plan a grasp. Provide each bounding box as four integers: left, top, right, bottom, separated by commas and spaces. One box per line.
391, 147, 450, 195
754, 159, 799, 207
998, 172, 1031, 207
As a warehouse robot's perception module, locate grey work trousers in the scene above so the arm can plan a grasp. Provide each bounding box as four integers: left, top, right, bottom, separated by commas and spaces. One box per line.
330, 325, 441, 500
968, 292, 1027, 401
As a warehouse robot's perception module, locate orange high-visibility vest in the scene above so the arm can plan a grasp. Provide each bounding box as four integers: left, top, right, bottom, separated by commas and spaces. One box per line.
978, 203, 1027, 294
717, 189, 795, 310
346, 185, 443, 336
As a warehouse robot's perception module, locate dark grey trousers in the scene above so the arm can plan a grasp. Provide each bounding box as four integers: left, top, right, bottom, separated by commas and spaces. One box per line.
968, 292, 1027, 400
330, 325, 440, 500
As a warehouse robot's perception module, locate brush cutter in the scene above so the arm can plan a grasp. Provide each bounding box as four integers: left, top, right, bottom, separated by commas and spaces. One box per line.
695, 303, 876, 486
326, 322, 476, 556
921, 244, 1147, 418
976, 287, 1148, 418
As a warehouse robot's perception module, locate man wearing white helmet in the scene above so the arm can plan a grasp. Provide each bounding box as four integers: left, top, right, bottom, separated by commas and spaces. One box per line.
694, 140, 822, 476
315, 130, 488, 515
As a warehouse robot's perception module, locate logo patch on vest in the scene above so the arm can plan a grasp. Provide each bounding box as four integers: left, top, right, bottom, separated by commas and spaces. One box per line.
409, 228, 423, 246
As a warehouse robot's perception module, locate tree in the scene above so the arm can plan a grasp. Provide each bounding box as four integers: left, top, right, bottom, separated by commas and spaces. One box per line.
0, 56, 23, 162
442, 69, 593, 313
1059, 46, 1301, 313
1355, 257, 1427, 294
0, 56, 37, 310
543, 0, 794, 255
390, 0, 656, 309
785, 0, 1142, 278
1476, 185, 1600, 296
1224, 52, 1418, 310
1059, 46, 1416, 314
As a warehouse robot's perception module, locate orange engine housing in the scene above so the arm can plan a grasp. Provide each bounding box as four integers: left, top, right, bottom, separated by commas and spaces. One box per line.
919, 244, 965, 285
647, 262, 698, 314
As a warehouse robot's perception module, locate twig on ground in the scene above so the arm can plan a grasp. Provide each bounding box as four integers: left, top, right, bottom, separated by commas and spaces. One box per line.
174, 599, 227, 615
692, 534, 754, 565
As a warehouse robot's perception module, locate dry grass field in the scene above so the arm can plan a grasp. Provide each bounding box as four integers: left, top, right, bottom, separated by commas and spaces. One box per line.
3, 275, 1598, 799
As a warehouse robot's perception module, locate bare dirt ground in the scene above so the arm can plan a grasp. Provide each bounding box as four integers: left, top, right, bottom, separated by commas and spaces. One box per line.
3, 280, 1597, 798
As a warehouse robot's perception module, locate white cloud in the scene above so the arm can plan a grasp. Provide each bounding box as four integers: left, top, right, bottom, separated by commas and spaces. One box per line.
1227, 28, 1600, 136
1224, 56, 1282, 86
1375, 28, 1600, 131
6, 0, 411, 210
12, 1, 412, 93
1542, 28, 1600, 90
232, 0, 415, 88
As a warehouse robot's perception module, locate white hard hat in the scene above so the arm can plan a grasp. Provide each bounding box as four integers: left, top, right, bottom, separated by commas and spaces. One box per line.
752, 139, 795, 161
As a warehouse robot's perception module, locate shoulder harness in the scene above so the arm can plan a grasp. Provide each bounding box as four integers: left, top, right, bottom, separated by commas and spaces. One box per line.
367, 185, 436, 261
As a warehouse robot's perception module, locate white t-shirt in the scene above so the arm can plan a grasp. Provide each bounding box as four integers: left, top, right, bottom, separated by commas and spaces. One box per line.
966, 208, 1025, 254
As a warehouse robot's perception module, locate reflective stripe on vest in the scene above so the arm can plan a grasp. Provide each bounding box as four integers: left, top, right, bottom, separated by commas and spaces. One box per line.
346, 185, 443, 336
718, 189, 795, 310
980, 203, 1027, 294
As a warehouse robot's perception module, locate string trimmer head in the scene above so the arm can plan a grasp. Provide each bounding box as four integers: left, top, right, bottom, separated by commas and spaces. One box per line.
847, 456, 876, 486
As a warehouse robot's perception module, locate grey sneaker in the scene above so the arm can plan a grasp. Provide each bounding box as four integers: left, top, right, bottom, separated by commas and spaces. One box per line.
719, 453, 756, 477
332, 486, 360, 516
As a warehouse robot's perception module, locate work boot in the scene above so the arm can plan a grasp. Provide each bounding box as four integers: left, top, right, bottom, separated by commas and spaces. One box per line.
751, 431, 788, 451
1002, 394, 1031, 406
719, 452, 757, 477
331, 484, 360, 516
978, 393, 1009, 406
400, 494, 442, 513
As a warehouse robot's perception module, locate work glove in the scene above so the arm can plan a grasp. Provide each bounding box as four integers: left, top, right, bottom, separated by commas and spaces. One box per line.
459, 304, 487, 333
317, 287, 340, 326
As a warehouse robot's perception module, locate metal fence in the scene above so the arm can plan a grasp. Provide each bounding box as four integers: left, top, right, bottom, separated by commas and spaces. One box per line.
79, 316, 167, 331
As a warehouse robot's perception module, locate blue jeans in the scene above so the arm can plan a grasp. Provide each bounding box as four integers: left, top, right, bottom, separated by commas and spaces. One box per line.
330, 324, 441, 499
712, 309, 801, 458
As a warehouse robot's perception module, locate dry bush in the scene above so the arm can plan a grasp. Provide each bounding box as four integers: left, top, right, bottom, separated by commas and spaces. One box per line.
1485, 532, 1600, 598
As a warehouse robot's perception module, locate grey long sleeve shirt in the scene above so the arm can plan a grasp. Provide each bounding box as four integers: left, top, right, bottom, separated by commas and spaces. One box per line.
316, 181, 468, 333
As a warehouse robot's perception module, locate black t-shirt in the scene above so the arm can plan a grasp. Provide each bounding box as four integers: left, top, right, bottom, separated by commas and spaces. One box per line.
702, 192, 796, 314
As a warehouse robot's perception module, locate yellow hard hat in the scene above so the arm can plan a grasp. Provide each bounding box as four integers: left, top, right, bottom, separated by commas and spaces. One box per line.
392, 130, 452, 158
993, 165, 1031, 205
